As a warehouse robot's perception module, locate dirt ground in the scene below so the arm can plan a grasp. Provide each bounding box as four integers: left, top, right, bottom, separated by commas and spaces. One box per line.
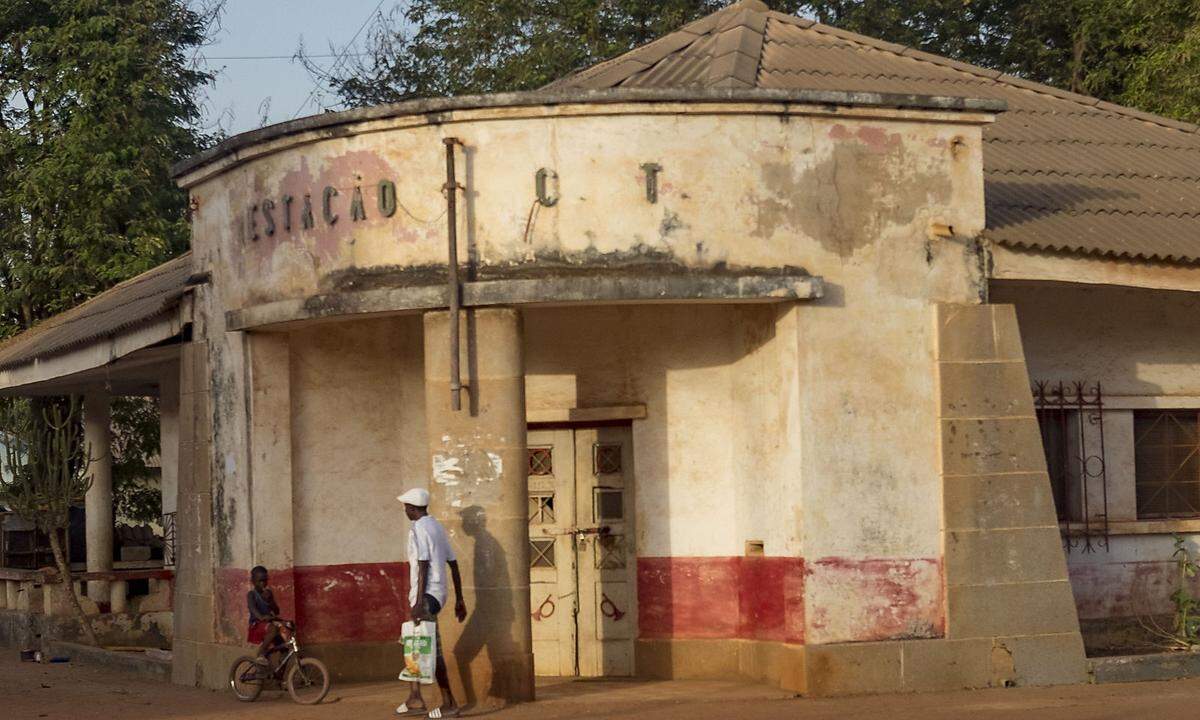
6, 653, 1200, 720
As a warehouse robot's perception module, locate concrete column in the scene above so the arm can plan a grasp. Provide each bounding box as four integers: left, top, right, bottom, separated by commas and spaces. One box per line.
84, 392, 113, 602
6, 580, 18, 609
423, 308, 533, 707
160, 366, 181, 518
109, 580, 128, 614
247, 333, 296, 618
17, 580, 33, 611
0, 581, 7, 609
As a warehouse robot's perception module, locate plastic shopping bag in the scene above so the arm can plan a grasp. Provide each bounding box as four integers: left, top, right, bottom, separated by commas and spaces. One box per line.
399, 620, 437, 684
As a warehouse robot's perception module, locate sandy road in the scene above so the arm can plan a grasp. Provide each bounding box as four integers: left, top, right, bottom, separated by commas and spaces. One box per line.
6, 651, 1200, 720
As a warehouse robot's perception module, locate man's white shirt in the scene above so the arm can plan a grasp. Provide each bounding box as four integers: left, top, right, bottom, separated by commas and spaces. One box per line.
407, 514, 456, 607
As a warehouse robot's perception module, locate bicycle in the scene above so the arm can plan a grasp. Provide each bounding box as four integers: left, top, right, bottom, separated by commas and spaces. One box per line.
229, 620, 330, 705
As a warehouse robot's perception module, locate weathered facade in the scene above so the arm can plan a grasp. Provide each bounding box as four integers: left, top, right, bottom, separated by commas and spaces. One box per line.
6, 0, 1200, 702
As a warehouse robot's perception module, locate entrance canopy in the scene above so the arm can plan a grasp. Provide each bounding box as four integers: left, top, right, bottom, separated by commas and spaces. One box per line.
0, 253, 195, 396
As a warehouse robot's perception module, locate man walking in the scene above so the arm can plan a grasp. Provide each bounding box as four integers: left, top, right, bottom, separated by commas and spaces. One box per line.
396, 488, 468, 718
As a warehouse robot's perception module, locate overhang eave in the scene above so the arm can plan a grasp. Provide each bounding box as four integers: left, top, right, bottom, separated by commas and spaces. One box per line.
0, 312, 187, 396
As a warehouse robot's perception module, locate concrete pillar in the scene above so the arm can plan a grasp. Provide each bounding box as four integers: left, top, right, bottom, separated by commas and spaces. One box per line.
423, 308, 533, 708
16, 580, 33, 611
247, 333, 296, 618
44, 580, 73, 616
109, 580, 128, 614
6, 580, 18, 609
0, 580, 7, 609
84, 393, 113, 602
160, 366, 180, 518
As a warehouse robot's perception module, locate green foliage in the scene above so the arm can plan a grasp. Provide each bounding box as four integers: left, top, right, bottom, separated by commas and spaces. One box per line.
320, 0, 803, 104
0, 0, 216, 332
1171, 534, 1200, 645
0, 2, 214, 533
111, 397, 162, 526
0, 397, 91, 535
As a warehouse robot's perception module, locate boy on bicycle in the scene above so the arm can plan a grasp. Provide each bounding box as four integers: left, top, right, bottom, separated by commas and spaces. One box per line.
247, 565, 282, 671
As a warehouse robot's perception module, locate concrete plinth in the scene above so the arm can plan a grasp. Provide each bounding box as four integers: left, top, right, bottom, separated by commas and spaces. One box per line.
84, 393, 113, 602
423, 308, 534, 708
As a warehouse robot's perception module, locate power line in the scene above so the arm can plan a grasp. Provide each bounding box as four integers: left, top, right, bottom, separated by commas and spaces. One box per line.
202, 52, 370, 61
291, 0, 387, 119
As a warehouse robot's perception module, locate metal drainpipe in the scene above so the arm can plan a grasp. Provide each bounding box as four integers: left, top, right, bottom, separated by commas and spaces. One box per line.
443, 137, 464, 411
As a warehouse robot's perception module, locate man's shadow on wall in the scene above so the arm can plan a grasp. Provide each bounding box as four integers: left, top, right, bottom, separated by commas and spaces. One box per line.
455, 505, 520, 708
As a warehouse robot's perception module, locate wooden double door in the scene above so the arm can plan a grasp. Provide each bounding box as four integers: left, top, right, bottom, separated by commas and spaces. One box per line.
527, 426, 636, 677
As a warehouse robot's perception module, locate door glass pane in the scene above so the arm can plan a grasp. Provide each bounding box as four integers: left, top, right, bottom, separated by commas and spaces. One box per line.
530, 538, 555, 568
594, 488, 623, 521
595, 534, 626, 569
594, 444, 622, 475
529, 492, 555, 524
528, 447, 553, 476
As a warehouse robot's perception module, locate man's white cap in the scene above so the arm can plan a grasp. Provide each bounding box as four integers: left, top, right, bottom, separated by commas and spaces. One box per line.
396, 488, 430, 507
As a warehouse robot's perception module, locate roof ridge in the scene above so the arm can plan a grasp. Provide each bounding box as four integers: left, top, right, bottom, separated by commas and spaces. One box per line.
707, 2, 768, 87
763, 9, 1200, 137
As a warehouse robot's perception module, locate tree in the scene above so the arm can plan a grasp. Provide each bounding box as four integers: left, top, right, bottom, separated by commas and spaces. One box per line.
111, 396, 162, 526
0, 0, 216, 334
315, 0, 804, 105
0, 397, 98, 645
0, 2, 217, 571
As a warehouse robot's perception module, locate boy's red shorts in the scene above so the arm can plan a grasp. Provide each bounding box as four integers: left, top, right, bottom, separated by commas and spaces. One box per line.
247, 620, 270, 644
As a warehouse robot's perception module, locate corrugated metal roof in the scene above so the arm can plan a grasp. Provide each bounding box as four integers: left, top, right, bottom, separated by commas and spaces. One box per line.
548, 0, 1200, 264
0, 253, 193, 370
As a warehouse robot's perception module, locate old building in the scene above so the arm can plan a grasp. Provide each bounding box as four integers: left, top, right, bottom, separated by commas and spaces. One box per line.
2, 0, 1199, 701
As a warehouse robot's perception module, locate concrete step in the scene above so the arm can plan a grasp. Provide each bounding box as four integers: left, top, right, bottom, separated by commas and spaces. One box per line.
44, 641, 170, 682
1091, 651, 1200, 684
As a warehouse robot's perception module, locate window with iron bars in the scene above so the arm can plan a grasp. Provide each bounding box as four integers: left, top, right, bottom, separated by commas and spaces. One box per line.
1033, 381, 1108, 551
1133, 410, 1200, 519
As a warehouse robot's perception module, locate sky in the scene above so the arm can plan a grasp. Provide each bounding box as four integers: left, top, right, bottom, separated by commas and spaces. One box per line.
193, 0, 396, 137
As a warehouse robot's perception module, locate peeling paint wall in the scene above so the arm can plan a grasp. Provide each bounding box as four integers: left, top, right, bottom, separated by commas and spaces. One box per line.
289, 317, 425, 567
288, 317, 426, 643
181, 103, 988, 315
179, 99, 992, 678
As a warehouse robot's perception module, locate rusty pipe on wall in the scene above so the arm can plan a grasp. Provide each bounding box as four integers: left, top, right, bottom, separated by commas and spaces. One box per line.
443, 137, 464, 411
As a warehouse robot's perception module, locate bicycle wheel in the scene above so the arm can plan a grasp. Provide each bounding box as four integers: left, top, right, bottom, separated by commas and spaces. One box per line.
228, 656, 264, 702
285, 657, 330, 705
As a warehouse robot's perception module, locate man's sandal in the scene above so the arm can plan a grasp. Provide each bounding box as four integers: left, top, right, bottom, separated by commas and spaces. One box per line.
428, 708, 460, 718
395, 703, 426, 716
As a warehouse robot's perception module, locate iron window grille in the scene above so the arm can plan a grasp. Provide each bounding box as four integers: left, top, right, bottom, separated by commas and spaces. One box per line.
1133, 410, 1200, 519
593, 444, 622, 475
528, 447, 553, 476
1033, 381, 1108, 551
162, 511, 177, 568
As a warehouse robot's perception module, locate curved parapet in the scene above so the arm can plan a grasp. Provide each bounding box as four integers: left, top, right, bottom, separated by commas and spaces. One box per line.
176, 88, 994, 327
